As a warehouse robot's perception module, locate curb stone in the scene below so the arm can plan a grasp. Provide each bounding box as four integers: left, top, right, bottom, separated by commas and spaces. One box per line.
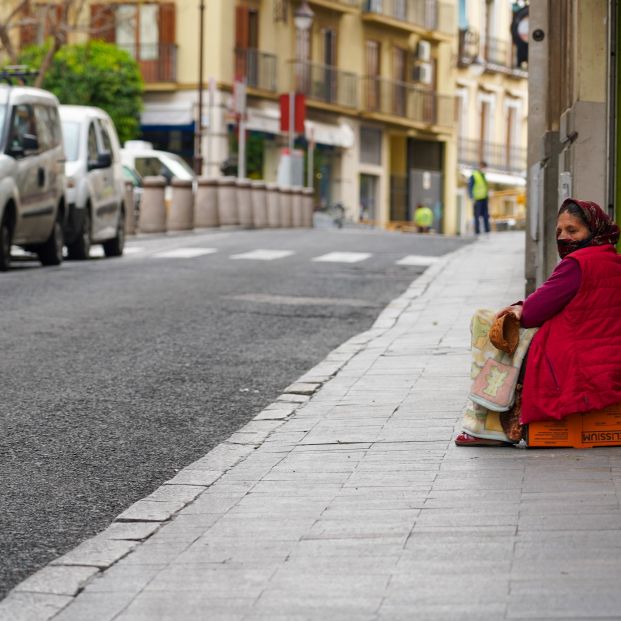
0, 241, 474, 620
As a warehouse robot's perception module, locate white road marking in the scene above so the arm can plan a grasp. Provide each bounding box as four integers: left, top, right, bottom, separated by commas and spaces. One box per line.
396, 255, 440, 266
123, 246, 144, 255
230, 249, 294, 261
312, 252, 371, 263
153, 248, 218, 259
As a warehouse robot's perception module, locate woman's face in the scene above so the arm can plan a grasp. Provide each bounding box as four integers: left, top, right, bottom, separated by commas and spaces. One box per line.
556, 211, 590, 241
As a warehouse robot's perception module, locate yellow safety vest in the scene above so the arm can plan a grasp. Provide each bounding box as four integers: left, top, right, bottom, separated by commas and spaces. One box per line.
414, 206, 434, 227
472, 170, 489, 201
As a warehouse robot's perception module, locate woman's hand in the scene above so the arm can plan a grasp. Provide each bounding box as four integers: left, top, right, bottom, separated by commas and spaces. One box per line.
495, 305, 523, 321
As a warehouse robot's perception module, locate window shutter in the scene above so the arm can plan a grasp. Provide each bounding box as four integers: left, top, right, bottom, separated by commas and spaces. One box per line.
159, 3, 176, 44
20, 4, 37, 48
235, 5, 250, 50
90, 4, 116, 43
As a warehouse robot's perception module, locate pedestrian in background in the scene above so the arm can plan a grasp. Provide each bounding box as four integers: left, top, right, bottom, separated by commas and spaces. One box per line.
414, 203, 433, 234
469, 161, 490, 235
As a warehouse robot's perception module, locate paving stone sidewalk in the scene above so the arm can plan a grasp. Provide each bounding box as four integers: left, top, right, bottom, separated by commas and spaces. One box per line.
5, 231, 621, 621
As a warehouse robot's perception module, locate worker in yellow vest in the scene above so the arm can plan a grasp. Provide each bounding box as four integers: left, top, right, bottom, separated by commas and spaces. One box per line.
414, 203, 434, 233
468, 162, 490, 235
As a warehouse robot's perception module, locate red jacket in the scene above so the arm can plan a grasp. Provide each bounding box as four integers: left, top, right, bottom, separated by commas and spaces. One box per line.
521, 245, 621, 423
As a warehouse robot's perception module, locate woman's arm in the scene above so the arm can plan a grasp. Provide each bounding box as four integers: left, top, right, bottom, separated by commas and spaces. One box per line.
496, 260, 581, 327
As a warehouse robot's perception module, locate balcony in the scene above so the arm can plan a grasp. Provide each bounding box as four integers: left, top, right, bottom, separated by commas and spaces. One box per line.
235, 48, 278, 92
483, 36, 528, 77
458, 28, 480, 67
289, 60, 358, 109
458, 138, 526, 176
362, 0, 454, 36
308, 0, 359, 12
118, 43, 177, 83
362, 76, 453, 128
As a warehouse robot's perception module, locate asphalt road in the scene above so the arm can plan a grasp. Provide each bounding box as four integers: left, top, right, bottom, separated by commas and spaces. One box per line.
0, 227, 469, 597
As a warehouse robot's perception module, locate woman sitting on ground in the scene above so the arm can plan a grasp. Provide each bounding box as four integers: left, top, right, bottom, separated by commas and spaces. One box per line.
456, 198, 621, 446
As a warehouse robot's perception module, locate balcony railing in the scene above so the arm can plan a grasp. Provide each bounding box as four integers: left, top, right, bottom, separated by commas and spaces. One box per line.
458, 28, 480, 66
118, 43, 177, 82
458, 138, 526, 176
309, 0, 360, 9
235, 48, 278, 92
484, 36, 510, 68
289, 60, 358, 109
363, 76, 453, 127
363, 0, 454, 35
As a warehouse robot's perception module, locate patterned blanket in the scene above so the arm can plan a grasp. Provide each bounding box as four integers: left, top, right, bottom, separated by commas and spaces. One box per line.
460, 309, 538, 442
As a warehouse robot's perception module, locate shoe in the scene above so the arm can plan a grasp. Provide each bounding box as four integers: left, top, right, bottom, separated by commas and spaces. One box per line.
454, 432, 513, 447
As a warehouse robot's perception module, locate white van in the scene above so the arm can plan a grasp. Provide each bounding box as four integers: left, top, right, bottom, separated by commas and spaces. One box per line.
60, 105, 125, 259
120, 143, 195, 205
0, 82, 67, 270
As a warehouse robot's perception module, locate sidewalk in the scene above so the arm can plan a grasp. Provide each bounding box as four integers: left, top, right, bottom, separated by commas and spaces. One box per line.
5, 231, 621, 621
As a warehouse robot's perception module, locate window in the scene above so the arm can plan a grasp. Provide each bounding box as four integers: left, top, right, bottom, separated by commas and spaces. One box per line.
87, 123, 98, 163
20, 3, 62, 47
34, 105, 53, 151
360, 126, 382, 165
458, 0, 468, 29
98, 120, 114, 158
8, 104, 37, 156
90, 3, 176, 81
365, 40, 381, 111
62, 121, 81, 162
115, 3, 159, 60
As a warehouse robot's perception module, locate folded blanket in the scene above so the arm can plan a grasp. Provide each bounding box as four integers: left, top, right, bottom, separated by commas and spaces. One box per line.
461, 309, 538, 441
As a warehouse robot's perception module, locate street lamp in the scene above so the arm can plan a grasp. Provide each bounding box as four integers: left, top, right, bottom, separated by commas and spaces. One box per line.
294, 1, 314, 32
292, 0, 314, 129
195, 0, 206, 176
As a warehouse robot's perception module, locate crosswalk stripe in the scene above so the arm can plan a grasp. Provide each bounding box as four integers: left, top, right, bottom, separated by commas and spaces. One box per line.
396, 255, 440, 266
123, 247, 144, 255
312, 252, 371, 263
153, 248, 217, 259
231, 249, 294, 261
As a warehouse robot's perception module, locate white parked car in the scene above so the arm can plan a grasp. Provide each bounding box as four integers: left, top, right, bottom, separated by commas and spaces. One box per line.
0, 79, 67, 270
60, 105, 125, 259
120, 143, 195, 204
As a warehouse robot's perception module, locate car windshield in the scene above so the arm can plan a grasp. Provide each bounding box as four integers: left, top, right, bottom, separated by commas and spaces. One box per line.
162, 153, 195, 179
0, 88, 9, 150
61, 120, 81, 161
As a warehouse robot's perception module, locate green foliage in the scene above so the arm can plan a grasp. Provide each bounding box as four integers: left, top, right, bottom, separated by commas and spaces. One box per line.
18, 41, 143, 144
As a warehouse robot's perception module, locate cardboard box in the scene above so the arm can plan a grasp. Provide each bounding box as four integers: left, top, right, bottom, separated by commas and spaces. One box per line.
525, 402, 621, 448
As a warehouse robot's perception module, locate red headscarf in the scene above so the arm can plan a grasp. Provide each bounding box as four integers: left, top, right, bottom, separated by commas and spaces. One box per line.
558, 198, 620, 255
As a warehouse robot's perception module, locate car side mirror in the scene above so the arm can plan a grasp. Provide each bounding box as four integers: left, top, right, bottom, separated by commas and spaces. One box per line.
88, 150, 112, 170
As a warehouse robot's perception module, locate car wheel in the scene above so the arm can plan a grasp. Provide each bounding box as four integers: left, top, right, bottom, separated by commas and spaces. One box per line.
38, 220, 64, 266
103, 209, 125, 258
67, 207, 91, 260
0, 216, 12, 272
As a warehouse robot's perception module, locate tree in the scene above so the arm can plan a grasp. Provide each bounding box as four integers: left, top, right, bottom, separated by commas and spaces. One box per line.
18, 41, 144, 144
0, 0, 88, 87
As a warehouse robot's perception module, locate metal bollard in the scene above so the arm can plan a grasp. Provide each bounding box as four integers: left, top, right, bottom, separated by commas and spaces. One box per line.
195, 177, 219, 228
278, 186, 293, 228
237, 178, 253, 228
217, 176, 239, 226
302, 187, 315, 228
168, 177, 194, 231
291, 186, 304, 227
250, 180, 268, 228
123, 180, 135, 235
266, 183, 280, 227
139, 176, 167, 233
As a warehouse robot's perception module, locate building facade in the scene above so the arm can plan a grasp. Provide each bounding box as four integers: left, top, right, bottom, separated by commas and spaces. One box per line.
526, 0, 619, 293
3, 0, 460, 233
454, 0, 528, 236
